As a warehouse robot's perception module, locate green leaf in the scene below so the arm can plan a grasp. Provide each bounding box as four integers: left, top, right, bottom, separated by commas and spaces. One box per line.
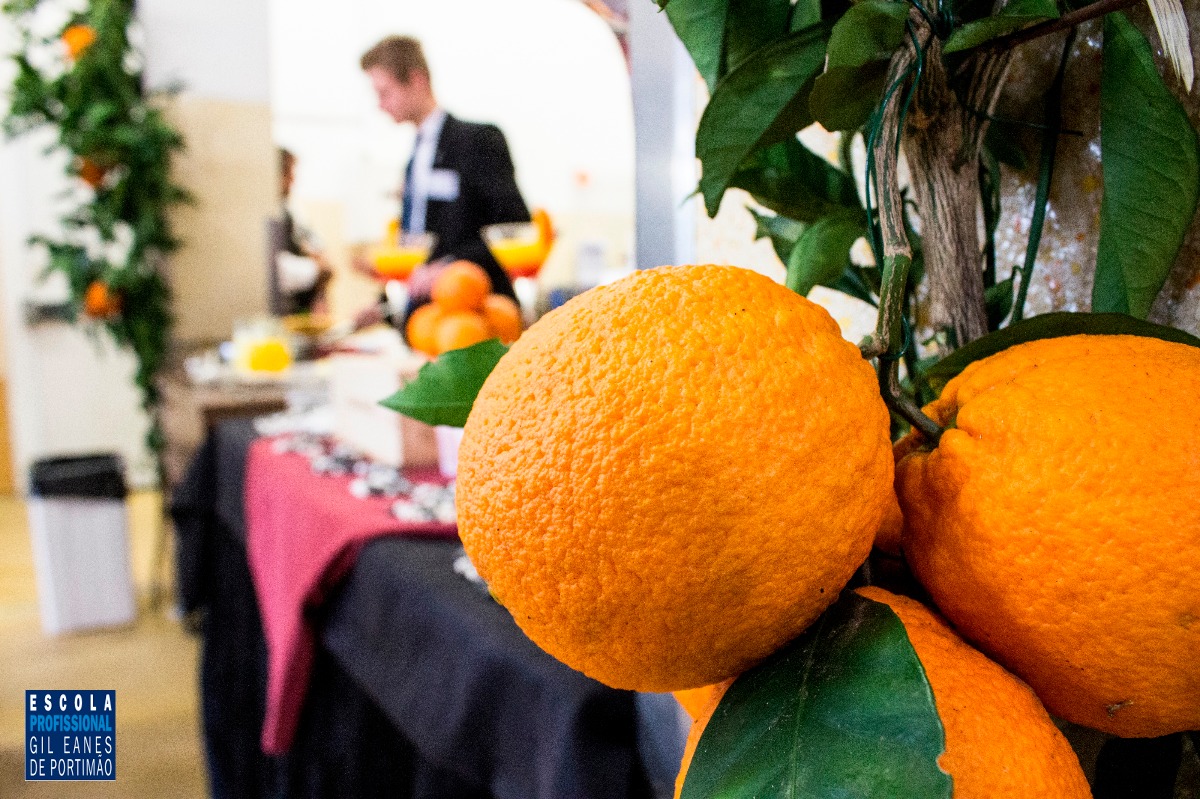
826, 0, 908, 69
984, 276, 1014, 330
680, 592, 951, 799
750, 208, 807, 263
725, 0, 792, 73
923, 311, 1200, 391
789, 0, 822, 31
379, 338, 509, 428
730, 136, 860, 222
697, 26, 829, 216
810, 61, 891, 132
1094, 13, 1200, 319
943, 0, 1059, 54
809, 1, 906, 133
831, 269, 880, 306
786, 212, 867, 296
663, 0, 729, 93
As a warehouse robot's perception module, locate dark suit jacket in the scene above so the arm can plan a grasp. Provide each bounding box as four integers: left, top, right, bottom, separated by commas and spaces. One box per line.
414, 114, 530, 304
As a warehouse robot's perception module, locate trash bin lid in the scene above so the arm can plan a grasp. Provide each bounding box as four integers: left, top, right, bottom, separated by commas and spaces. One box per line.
30, 454, 127, 499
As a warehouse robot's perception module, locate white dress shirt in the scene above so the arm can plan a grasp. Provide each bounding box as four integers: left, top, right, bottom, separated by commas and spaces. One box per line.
406, 108, 448, 235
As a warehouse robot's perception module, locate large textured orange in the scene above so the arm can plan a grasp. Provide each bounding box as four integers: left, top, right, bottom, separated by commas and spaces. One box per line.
432, 260, 491, 312
457, 265, 893, 691
858, 588, 1091, 797
673, 588, 1090, 797
897, 334, 1200, 737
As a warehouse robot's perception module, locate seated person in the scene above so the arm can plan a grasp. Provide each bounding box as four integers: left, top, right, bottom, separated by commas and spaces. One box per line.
271, 147, 333, 316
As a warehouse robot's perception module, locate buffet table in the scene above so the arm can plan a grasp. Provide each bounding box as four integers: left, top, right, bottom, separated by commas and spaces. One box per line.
172, 419, 659, 799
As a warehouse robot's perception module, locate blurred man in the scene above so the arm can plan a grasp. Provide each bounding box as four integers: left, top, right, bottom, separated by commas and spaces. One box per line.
357, 35, 529, 325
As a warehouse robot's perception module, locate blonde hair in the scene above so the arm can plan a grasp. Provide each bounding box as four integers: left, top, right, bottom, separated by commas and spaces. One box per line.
360, 36, 429, 83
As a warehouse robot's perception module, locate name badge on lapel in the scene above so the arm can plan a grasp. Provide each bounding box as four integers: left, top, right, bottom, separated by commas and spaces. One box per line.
427, 169, 460, 202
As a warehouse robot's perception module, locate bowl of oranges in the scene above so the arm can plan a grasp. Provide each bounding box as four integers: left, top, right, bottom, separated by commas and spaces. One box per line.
406, 261, 524, 357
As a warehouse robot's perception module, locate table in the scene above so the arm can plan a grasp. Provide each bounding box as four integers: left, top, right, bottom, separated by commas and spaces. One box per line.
171, 419, 673, 799
158, 369, 291, 495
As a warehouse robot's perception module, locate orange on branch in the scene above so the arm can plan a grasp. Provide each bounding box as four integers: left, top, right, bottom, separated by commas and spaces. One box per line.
432, 260, 491, 312
77, 157, 107, 189
457, 265, 893, 691
61, 24, 97, 60
83, 280, 120, 319
897, 334, 1200, 737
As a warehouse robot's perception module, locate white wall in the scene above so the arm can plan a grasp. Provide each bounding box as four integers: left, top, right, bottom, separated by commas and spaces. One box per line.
269, 0, 636, 280
0, 127, 155, 490
0, 0, 273, 490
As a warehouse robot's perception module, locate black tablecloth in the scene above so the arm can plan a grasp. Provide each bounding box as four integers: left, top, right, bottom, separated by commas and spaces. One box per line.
171, 420, 664, 799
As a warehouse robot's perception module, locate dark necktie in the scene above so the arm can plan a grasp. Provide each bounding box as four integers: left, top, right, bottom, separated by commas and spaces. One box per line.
400, 131, 421, 234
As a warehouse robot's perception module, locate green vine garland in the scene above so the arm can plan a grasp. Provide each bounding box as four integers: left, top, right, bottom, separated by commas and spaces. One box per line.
3, 0, 189, 457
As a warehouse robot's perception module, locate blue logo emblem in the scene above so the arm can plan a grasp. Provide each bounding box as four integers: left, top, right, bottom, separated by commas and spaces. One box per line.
25, 691, 115, 781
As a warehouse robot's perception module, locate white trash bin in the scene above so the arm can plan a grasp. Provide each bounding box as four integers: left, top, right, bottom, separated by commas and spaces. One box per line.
27, 454, 137, 635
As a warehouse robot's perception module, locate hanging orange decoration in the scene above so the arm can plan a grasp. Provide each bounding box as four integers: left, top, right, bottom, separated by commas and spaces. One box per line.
61, 24, 98, 60
77, 157, 106, 188
83, 280, 121, 319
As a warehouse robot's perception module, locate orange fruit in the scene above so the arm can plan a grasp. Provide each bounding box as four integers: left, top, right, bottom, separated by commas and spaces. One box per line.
432, 260, 491, 312
674, 588, 1091, 797
61, 24, 97, 60
673, 684, 725, 723
77, 157, 106, 189
457, 265, 893, 691
434, 311, 492, 354
897, 334, 1200, 737
405, 302, 447, 357
481, 294, 522, 344
860, 588, 1091, 797
82, 280, 120, 319
673, 678, 733, 799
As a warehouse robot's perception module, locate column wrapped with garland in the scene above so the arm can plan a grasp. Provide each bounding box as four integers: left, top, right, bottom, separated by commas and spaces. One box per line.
4, 0, 188, 461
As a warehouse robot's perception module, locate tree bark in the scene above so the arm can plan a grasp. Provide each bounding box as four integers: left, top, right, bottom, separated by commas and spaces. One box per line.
881, 21, 1013, 348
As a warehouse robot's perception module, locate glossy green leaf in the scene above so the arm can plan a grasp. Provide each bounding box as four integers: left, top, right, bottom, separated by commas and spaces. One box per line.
725, 0, 792, 73
923, 312, 1200, 390
730, 136, 860, 222
697, 27, 829, 216
662, 0, 729, 93
826, 0, 908, 69
943, 0, 1059, 53
789, 0, 822, 31
680, 592, 951, 799
786, 212, 867, 296
380, 338, 509, 428
1094, 13, 1200, 318
750, 208, 807, 263
831, 268, 880, 306
984, 276, 1014, 330
810, 61, 891, 132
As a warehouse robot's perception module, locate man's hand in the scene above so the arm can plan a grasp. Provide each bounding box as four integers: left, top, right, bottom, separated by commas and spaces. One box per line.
406, 259, 452, 304
353, 304, 386, 331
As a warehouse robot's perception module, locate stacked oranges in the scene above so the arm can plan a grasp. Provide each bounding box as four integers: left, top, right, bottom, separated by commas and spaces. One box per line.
406, 261, 523, 357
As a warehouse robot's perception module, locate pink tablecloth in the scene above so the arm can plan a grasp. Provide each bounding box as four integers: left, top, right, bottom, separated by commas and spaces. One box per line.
245, 437, 457, 754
